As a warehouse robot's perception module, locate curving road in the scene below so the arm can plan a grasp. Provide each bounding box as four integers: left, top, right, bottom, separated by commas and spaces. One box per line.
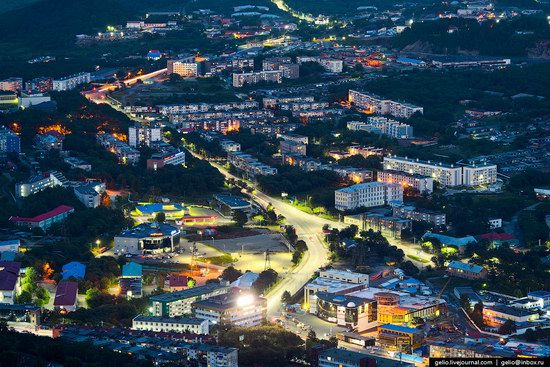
208, 162, 337, 317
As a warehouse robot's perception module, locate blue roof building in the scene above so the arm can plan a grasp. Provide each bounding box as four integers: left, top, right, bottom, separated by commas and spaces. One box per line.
122, 261, 143, 278
62, 261, 86, 280
422, 231, 477, 253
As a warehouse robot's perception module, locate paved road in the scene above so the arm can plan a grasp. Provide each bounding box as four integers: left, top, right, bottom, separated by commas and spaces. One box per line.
208, 162, 337, 317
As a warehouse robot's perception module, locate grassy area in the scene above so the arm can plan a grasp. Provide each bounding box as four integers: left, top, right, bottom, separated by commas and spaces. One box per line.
201, 254, 236, 266
290, 201, 338, 221
407, 254, 430, 263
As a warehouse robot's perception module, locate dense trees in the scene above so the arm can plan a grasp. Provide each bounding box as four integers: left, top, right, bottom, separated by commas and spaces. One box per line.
232, 209, 248, 227
0, 329, 153, 367
394, 17, 550, 56
219, 326, 304, 367
252, 269, 278, 295
257, 167, 341, 209
221, 266, 243, 283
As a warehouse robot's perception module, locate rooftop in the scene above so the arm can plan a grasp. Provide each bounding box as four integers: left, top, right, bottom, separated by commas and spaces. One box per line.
0, 261, 21, 291
10, 205, 74, 224
379, 323, 421, 334
133, 315, 205, 325
213, 194, 251, 209
122, 261, 143, 278
150, 283, 228, 303
448, 260, 485, 274
422, 232, 477, 247
54, 281, 78, 306
118, 222, 179, 239
62, 261, 86, 280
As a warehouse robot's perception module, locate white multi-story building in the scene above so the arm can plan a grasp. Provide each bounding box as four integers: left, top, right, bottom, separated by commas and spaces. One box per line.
53, 72, 91, 91
232, 70, 283, 87
279, 133, 309, 145
193, 293, 267, 328
384, 156, 498, 187
128, 123, 162, 147
383, 155, 463, 187
462, 162, 498, 186
15, 171, 68, 198
348, 90, 423, 119
263, 96, 315, 109
348, 117, 413, 139
132, 315, 209, 334
320, 59, 344, 73
73, 181, 106, 208
296, 57, 343, 73
377, 170, 434, 194
280, 139, 306, 156
168, 61, 199, 77
304, 269, 369, 314
227, 151, 277, 178
97, 133, 140, 165
335, 182, 403, 211
319, 269, 369, 284
219, 139, 241, 152
149, 284, 229, 317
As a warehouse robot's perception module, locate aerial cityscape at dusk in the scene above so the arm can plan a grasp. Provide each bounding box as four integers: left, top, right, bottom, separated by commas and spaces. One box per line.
0, 0, 550, 366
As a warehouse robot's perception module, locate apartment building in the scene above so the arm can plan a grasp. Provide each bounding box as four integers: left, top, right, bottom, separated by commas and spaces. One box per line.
282, 153, 322, 172
280, 139, 306, 156
128, 122, 162, 147
296, 57, 344, 73
227, 151, 277, 178
348, 90, 423, 119
279, 133, 309, 145
335, 182, 403, 211
263, 96, 315, 109
347, 117, 413, 139
97, 133, 140, 165
73, 181, 106, 208
15, 171, 68, 198
132, 315, 209, 335
53, 72, 91, 91
448, 261, 487, 280
320, 59, 344, 73
384, 155, 497, 187
149, 284, 230, 317
0, 126, 20, 153
383, 155, 463, 186
344, 213, 412, 239
192, 293, 267, 328
232, 70, 283, 87
170, 61, 200, 77
219, 139, 241, 152
348, 146, 383, 158
462, 162, 498, 186
157, 101, 258, 115
377, 170, 434, 193
25, 77, 53, 92
0, 77, 23, 92
391, 203, 446, 226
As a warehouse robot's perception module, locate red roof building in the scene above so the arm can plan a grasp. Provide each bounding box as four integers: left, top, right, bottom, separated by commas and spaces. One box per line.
476, 232, 519, 246
10, 205, 74, 230
54, 281, 78, 312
